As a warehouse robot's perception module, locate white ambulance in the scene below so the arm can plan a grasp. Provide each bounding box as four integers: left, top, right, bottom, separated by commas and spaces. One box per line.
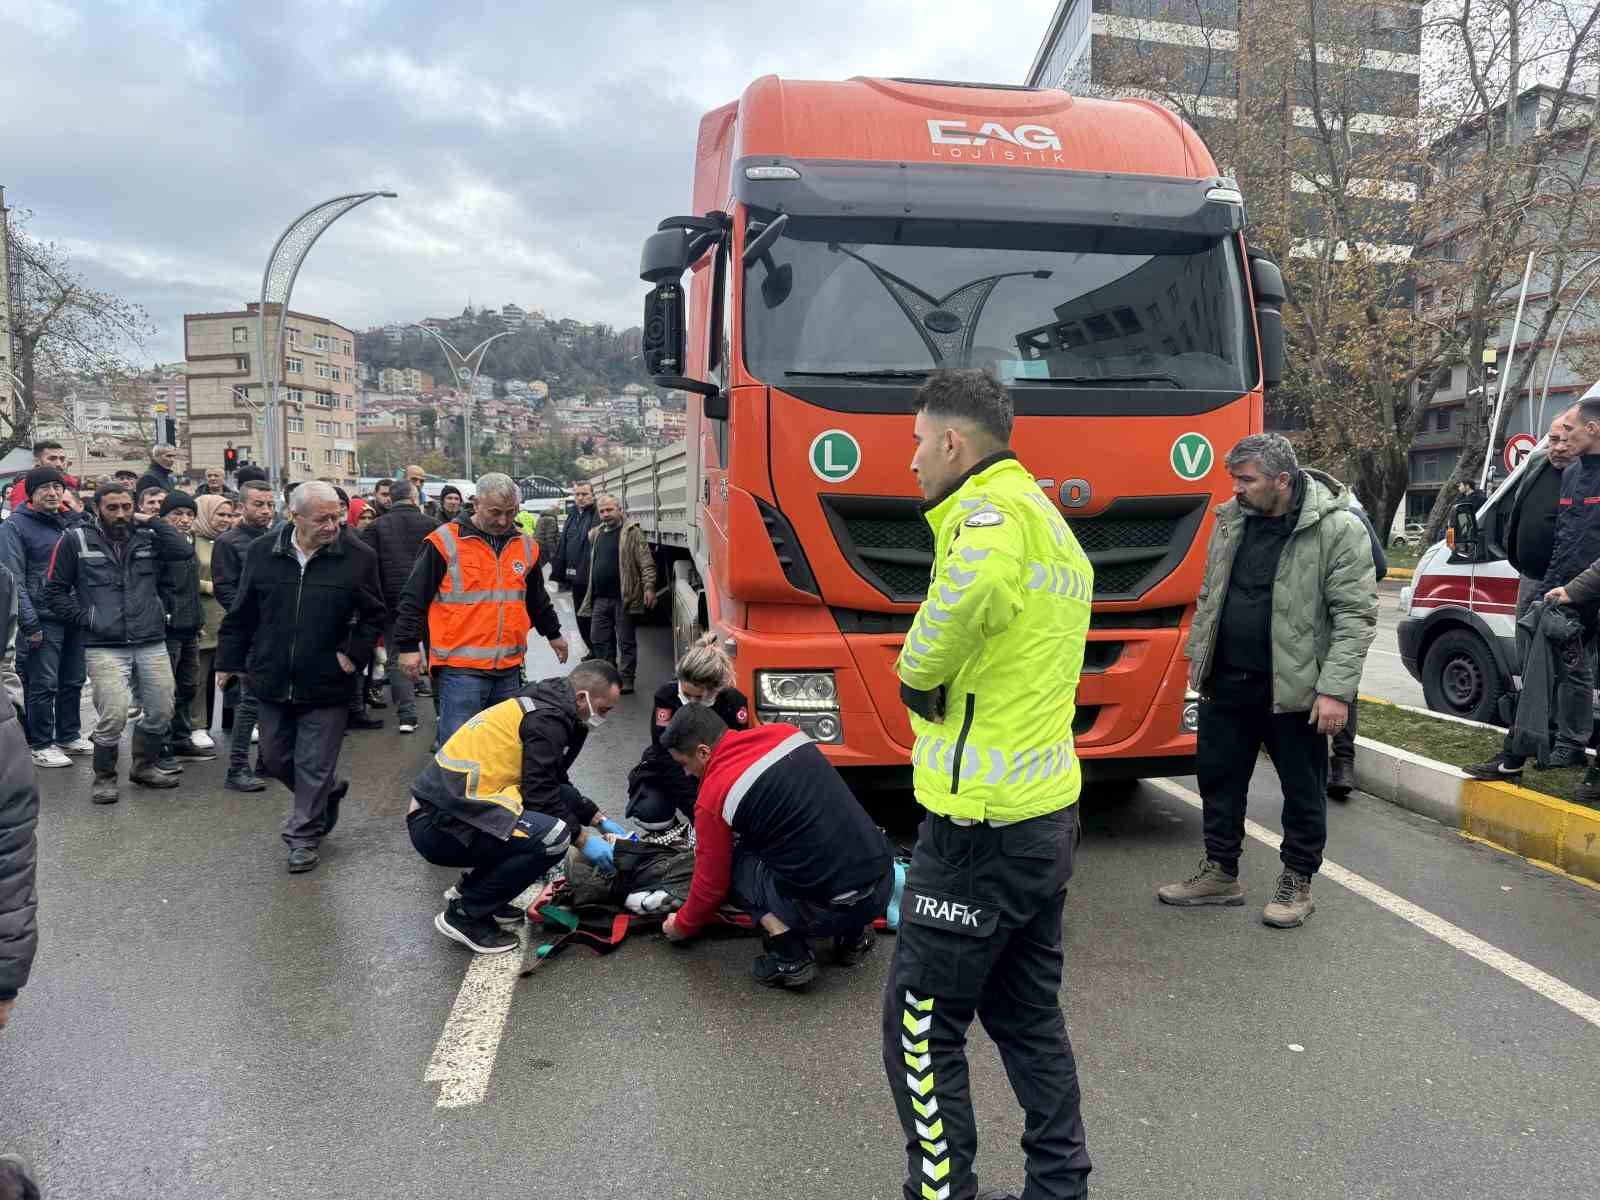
1396, 465, 1530, 724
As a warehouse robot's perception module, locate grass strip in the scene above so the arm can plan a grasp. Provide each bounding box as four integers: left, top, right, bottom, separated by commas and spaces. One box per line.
1358, 699, 1598, 810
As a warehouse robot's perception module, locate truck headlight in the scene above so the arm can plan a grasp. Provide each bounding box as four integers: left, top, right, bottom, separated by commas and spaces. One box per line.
755, 671, 842, 743
1181, 689, 1200, 733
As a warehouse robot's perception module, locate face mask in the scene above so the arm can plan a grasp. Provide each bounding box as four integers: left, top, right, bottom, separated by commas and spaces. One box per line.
677, 688, 691, 707
577, 690, 608, 730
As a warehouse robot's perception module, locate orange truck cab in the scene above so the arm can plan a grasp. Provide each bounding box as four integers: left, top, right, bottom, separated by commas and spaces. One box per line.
630, 75, 1284, 783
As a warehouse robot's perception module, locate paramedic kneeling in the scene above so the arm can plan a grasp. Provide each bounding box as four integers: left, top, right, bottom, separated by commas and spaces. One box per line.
660, 705, 894, 989
407, 660, 625, 955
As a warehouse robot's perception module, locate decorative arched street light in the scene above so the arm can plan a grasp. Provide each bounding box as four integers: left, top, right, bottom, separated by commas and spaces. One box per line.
409, 324, 512, 480
1536, 252, 1600, 437
257, 190, 396, 490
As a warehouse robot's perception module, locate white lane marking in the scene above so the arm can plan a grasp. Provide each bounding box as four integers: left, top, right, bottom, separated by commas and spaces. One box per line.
1365, 649, 1405, 660
1148, 778, 1600, 1032
425, 885, 541, 1108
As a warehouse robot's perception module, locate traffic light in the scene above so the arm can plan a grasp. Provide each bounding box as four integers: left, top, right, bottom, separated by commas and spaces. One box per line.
159, 416, 177, 445
223, 446, 239, 473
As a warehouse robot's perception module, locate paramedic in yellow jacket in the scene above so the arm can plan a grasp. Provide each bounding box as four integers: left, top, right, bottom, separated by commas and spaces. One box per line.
882, 368, 1094, 1200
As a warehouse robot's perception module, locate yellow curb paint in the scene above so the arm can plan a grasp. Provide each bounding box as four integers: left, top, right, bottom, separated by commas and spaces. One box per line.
1460, 780, 1600, 888
1386, 566, 1414, 580
1458, 832, 1600, 894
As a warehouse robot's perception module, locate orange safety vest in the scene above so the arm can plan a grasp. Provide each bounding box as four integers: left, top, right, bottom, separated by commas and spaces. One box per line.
425, 523, 539, 672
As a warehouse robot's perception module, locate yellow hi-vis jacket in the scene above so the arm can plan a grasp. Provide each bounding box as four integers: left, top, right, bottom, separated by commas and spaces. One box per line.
895, 453, 1093, 821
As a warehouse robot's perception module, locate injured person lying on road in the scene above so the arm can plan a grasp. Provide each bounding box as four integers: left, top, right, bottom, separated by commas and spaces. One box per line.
659, 703, 896, 989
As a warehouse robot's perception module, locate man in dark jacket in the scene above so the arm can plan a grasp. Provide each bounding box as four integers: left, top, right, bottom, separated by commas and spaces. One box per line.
0, 468, 90, 766
134, 442, 180, 500
661, 706, 894, 988
155, 491, 215, 764
1467, 396, 1597, 783
407, 661, 623, 954
364, 479, 436, 733
212, 478, 276, 792
0, 564, 39, 1034
44, 482, 194, 803
217, 481, 386, 874
552, 481, 597, 647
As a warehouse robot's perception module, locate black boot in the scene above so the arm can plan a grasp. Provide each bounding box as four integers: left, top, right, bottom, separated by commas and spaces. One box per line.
130, 729, 180, 790
751, 930, 817, 989
90, 741, 121, 805
1327, 757, 1354, 799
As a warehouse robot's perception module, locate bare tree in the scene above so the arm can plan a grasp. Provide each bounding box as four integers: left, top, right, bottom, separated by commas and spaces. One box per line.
0, 211, 154, 459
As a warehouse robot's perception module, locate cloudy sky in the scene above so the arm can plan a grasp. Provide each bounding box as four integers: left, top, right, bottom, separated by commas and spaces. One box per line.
2, 0, 1057, 364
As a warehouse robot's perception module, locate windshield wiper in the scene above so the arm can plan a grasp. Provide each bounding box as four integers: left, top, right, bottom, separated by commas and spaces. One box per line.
784, 369, 933, 380
1014, 373, 1187, 388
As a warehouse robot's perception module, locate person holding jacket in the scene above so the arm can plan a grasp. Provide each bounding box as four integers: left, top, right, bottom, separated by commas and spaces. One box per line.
215, 482, 386, 874
0, 563, 40, 1034
626, 633, 749, 832
0, 467, 90, 768
44, 482, 195, 804
212, 478, 275, 793
1464, 406, 1580, 786
407, 661, 623, 954
364, 479, 437, 734
884, 369, 1095, 1200
393, 473, 569, 751
577, 493, 656, 694
155, 491, 215, 765
1160, 433, 1377, 927
188, 494, 234, 747
1327, 494, 1389, 799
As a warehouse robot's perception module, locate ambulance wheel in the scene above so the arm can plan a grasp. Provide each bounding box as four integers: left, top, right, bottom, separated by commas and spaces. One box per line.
1421, 629, 1503, 724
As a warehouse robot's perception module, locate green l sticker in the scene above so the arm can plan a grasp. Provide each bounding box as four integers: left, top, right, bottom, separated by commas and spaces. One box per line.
810, 430, 861, 483
1171, 433, 1214, 481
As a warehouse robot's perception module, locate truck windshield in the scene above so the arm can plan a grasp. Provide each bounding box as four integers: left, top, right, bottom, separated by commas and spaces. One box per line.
743, 216, 1252, 393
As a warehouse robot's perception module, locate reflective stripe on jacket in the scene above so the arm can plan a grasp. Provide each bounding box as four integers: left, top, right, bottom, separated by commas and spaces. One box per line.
425, 523, 538, 671
895, 454, 1093, 822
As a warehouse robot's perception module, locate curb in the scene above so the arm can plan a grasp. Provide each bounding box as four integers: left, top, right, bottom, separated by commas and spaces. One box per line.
1352, 736, 1600, 889
1386, 566, 1414, 581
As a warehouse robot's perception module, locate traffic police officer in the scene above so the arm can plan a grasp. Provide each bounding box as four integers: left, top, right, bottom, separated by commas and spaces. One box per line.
884, 368, 1093, 1200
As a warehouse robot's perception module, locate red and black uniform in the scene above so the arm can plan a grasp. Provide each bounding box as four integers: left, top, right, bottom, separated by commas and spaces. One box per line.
625, 682, 750, 830
674, 724, 892, 939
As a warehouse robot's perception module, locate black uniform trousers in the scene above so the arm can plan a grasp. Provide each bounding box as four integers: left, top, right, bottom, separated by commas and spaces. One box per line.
882, 806, 1089, 1200
1329, 700, 1357, 766
1197, 668, 1328, 878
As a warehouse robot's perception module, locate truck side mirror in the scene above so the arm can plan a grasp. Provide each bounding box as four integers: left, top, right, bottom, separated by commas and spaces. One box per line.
1450, 501, 1480, 561
1247, 250, 1286, 389
642, 282, 687, 375
641, 229, 692, 284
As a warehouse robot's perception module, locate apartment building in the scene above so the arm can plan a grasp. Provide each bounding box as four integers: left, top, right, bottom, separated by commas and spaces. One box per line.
184, 303, 359, 485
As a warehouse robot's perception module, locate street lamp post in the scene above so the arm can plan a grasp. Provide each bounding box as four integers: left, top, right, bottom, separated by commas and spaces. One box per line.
1536, 252, 1600, 435
409, 325, 511, 480
258, 191, 396, 492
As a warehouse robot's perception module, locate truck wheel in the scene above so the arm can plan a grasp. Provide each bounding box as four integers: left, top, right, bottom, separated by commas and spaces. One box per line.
1421, 629, 1504, 723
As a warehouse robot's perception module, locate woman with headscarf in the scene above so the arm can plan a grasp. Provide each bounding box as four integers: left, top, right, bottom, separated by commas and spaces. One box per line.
192, 494, 235, 741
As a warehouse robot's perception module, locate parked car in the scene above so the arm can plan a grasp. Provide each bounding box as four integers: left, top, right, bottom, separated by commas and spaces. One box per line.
1391, 522, 1427, 549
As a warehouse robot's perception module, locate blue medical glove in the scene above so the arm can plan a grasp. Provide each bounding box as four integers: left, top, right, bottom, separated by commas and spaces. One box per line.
598, 818, 628, 838
581, 834, 616, 874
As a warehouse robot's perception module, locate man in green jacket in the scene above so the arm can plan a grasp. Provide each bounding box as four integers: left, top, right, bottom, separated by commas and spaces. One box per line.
1159, 433, 1377, 928
883, 368, 1093, 1200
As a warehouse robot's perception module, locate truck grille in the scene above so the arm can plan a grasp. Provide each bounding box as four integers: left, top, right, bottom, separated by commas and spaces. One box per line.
820, 494, 1208, 603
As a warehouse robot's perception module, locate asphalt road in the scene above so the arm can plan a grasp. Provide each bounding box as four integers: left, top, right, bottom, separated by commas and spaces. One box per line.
4, 587, 1598, 1199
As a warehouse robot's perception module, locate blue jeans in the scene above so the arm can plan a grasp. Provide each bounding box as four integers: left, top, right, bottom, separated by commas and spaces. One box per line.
20, 620, 86, 749
433, 669, 524, 751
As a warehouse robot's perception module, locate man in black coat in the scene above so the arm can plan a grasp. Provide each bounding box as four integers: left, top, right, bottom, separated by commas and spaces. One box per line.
155, 491, 215, 766
212, 478, 276, 793
44, 482, 195, 804
134, 442, 180, 500
552, 480, 597, 649
0, 564, 39, 1033
363, 479, 436, 733
217, 481, 386, 874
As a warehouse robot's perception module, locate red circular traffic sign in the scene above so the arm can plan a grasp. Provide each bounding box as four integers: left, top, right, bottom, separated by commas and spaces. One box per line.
1505, 433, 1537, 472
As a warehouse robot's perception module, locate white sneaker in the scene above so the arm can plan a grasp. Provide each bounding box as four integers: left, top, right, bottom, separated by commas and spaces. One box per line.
251, 728, 259, 744
398, 722, 416, 734
190, 730, 215, 750
56, 737, 95, 755
31, 746, 72, 768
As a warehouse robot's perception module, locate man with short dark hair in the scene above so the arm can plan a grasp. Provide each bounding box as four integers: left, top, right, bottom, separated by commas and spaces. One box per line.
578, 493, 656, 694
45, 482, 196, 804
1161, 433, 1377, 927
661, 705, 893, 987
213, 477, 277, 791
366, 478, 436, 733
553, 482, 598, 649
138, 486, 167, 517
407, 660, 623, 954
217, 481, 386, 874
136, 443, 180, 500
881, 366, 1095, 1200
372, 478, 394, 515
0, 468, 89, 767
